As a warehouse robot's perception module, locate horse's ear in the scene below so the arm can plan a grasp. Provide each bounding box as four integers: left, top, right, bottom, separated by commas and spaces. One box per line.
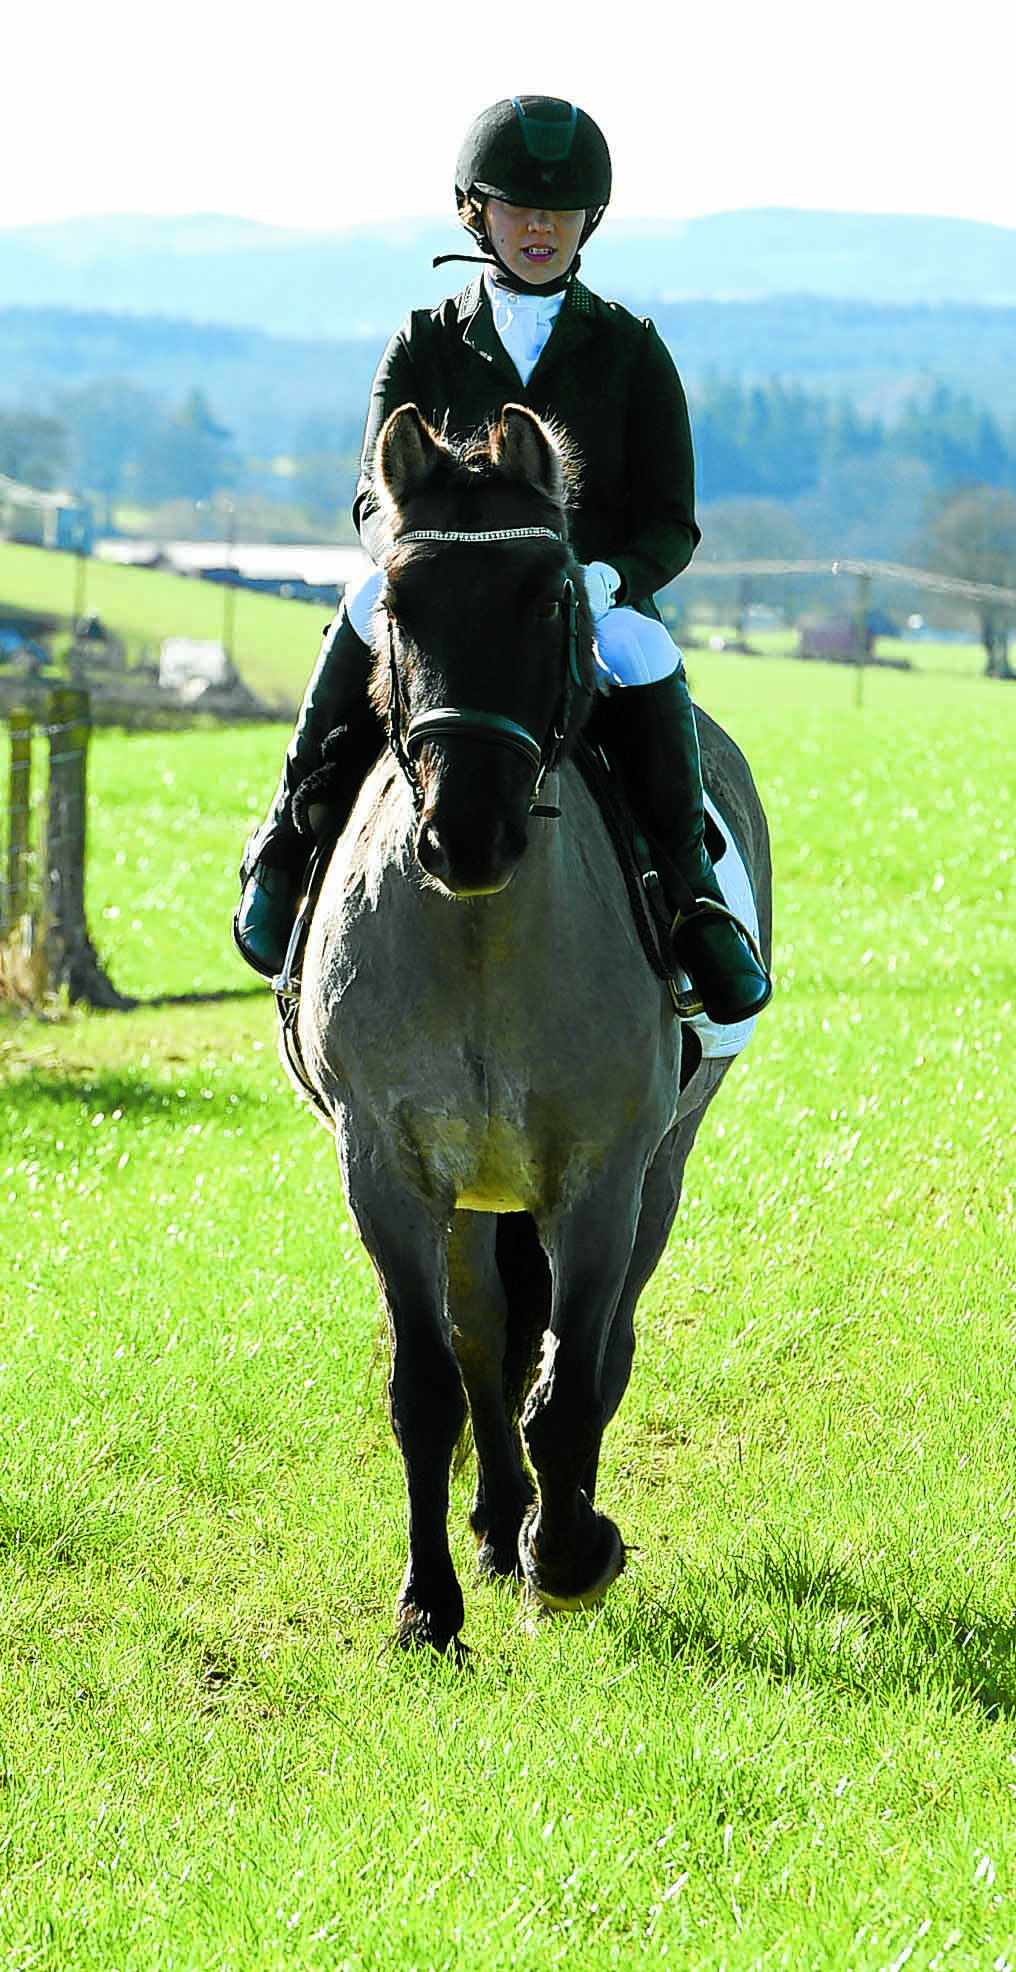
376, 405, 445, 507
491, 405, 567, 503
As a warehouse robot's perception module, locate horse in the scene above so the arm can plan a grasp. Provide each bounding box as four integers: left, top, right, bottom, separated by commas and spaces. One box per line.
292, 402, 773, 1655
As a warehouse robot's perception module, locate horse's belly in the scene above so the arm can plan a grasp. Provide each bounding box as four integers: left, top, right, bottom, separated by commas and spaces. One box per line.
457, 1181, 526, 1212
415, 1111, 550, 1216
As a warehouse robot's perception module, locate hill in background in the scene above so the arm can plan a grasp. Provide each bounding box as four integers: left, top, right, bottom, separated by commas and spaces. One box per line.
3, 207, 1016, 452
4, 208, 1015, 565
3, 294, 1015, 463
3, 207, 1016, 333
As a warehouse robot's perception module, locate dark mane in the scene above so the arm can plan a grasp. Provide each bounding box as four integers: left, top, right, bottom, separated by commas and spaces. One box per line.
459, 414, 583, 505
373, 411, 581, 551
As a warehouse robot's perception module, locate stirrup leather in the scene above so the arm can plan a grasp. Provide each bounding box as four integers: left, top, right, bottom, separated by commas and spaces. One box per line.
272, 845, 337, 1127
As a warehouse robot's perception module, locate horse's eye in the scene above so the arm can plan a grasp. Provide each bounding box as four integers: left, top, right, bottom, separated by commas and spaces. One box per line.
536, 598, 561, 621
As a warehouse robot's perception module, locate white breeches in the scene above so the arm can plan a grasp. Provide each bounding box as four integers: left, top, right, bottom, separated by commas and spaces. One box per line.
591, 608, 681, 689
343, 567, 681, 692
344, 567, 386, 642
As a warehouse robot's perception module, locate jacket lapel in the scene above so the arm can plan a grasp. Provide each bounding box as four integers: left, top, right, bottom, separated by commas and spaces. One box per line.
456, 275, 600, 392
458, 279, 521, 382
526, 281, 598, 386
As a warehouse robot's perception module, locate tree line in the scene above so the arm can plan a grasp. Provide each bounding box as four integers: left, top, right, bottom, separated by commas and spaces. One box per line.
2, 373, 1015, 673
693, 379, 1015, 506
4, 374, 1016, 534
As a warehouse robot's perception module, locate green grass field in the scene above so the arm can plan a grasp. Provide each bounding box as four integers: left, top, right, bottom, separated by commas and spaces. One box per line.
1, 652, 1015, 1969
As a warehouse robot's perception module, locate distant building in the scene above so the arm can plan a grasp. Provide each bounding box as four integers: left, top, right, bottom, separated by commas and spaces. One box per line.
797, 609, 901, 661
0, 474, 94, 552
95, 536, 371, 605
156, 636, 271, 714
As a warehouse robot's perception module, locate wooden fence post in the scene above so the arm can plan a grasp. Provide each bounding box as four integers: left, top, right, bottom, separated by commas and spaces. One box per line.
45, 685, 89, 988
4, 706, 33, 936
853, 572, 871, 708
39, 687, 131, 1007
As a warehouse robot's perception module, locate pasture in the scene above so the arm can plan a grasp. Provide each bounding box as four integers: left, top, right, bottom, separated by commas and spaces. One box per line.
0, 537, 994, 712
0, 540, 321, 712
1, 652, 1014, 1970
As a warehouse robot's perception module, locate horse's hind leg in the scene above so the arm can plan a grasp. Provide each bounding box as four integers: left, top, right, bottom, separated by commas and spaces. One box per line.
578, 1077, 730, 1504
447, 1213, 536, 1581
349, 1175, 468, 1654
578, 1096, 721, 1501
518, 1188, 640, 1612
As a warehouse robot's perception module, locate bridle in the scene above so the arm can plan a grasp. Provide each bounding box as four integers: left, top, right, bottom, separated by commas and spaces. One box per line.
382, 525, 588, 813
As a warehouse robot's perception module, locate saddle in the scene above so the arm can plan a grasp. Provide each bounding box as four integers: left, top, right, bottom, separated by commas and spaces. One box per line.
572, 739, 724, 1019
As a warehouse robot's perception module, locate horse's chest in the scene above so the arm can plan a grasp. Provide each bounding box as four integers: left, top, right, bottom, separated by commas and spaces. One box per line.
304, 812, 679, 1213
334, 988, 671, 1216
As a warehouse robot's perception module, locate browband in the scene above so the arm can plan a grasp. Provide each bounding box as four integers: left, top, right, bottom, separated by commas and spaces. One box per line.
395, 526, 564, 546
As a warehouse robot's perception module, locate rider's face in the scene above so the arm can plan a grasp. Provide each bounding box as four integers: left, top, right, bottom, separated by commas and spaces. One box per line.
483, 199, 585, 284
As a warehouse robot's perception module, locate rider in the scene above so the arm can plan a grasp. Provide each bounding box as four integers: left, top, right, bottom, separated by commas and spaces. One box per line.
235, 95, 771, 1024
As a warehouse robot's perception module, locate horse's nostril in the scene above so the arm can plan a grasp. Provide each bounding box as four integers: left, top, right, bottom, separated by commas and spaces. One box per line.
417, 821, 450, 880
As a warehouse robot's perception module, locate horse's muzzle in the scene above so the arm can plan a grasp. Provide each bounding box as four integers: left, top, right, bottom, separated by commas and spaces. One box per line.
416, 814, 528, 897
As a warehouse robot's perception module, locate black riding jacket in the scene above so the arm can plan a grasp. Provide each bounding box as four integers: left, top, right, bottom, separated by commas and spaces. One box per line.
353, 276, 700, 614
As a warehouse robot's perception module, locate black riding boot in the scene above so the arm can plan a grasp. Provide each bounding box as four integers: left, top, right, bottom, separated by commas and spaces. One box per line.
233, 603, 378, 977
600, 666, 772, 1024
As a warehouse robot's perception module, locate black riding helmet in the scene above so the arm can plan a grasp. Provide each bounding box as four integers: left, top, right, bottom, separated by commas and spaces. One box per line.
456, 96, 612, 253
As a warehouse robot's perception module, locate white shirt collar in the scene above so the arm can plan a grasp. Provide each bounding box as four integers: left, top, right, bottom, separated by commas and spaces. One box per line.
484, 269, 566, 324
484, 271, 566, 385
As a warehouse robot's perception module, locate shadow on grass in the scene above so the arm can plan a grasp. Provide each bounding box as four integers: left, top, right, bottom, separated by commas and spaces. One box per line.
4, 1064, 275, 1120
3, 983, 267, 1019
0, 1503, 133, 1570
612, 1532, 1016, 1721
137, 985, 268, 1007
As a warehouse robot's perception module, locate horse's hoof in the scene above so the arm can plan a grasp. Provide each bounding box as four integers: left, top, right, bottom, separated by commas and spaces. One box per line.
518, 1508, 627, 1613
393, 1606, 470, 1664
475, 1531, 525, 1583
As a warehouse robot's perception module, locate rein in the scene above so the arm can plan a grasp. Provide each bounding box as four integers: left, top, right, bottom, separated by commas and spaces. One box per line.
383, 525, 587, 812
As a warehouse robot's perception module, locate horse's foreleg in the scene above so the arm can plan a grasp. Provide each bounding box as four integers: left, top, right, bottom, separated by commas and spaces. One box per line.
347, 1173, 467, 1655
388, 1314, 468, 1652
518, 1193, 640, 1612
448, 1212, 535, 1581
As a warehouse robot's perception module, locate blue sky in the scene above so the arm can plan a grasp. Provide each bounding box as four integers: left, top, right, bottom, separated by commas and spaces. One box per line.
7, 0, 1015, 232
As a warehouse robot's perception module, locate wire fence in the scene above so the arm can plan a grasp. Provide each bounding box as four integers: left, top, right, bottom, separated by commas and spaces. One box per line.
666, 558, 1016, 684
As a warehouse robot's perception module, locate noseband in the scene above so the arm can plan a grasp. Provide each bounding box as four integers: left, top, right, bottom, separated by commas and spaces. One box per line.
383, 526, 586, 811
